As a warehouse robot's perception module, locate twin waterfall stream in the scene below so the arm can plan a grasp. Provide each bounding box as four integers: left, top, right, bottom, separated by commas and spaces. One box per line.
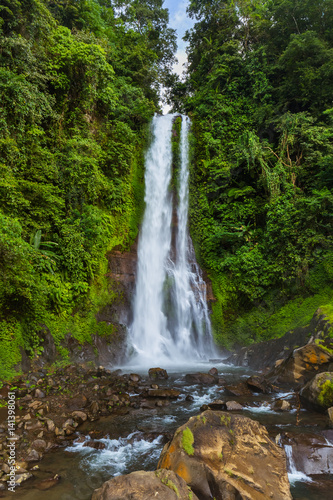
129, 114, 215, 366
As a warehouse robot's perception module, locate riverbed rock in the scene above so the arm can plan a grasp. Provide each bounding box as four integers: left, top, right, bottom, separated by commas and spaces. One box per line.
299, 372, 333, 412
266, 344, 333, 388
148, 368, 168, 380
208, 367, 218, 376
247, 376, 271, 394
91, 469, 199, 500
185, 373, 216, 385
224, 382, 252, 397
34, 474, 60, 491
226, 401, 243, 411
129, 374, 141, 383
158, 410, 292, 500
272, 400, 291, 412
207, 400, 226, 411
83, 440, 106, 450
282, 432, 333, 475
72, 411, 87, 424
328, 407, 333, 427
147, 389, 180, 399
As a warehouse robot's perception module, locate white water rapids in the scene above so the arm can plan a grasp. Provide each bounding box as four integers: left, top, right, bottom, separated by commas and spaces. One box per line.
128, 114, 216, 366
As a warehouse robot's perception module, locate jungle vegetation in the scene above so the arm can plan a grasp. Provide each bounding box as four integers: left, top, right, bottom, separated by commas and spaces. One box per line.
168, 0, 333, 346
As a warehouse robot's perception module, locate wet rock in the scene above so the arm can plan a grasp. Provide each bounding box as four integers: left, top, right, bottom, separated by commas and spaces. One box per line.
267, 344, 333, 387
300, 372, 333, 412
26, 450, 40, 462
185, 395, 194, 402
89, 401, 100, 415
35, 474, 60, 491
15, 472, 33, 485
328, 407, 333, 427
31, 439, 47, 452
83, 441, 106, 450
226, 401, 243, 411
217, 377, 227, 386
91, 469, 199, 500
158, 410, 292, 500
200, 404, 209, 412
65, 394, 88, 410
147, 389, 180, 399
207, 400, 226, 411
63, 418, 75, 429
272, 400, 291, 412
129, 374, 141, 383
208, 367, 218, 376
72, 411, 87, 424
247, 376, 271, 394
185, 373, 216, 385
148, 368, 168, 380
282, 432, 333, 475
224, 382, 252, 397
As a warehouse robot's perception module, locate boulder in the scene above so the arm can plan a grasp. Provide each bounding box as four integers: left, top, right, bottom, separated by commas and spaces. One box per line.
282, 432, 333, 475
224, 382, 252, 397
246, 376, 271, 394
266, 344, 333, 387
185, 373, 216, 385
208, 367, 218, 376
148, 368, 168, 380
91, 469, 199, 500
299, 372, 333, 412
158, 410, 292, 500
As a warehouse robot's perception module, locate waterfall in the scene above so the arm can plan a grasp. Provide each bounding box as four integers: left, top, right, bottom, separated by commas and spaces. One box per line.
129, 114, 216, 366
284, 445, 312, 484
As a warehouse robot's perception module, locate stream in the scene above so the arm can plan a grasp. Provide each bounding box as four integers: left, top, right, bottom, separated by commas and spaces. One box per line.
4, 361, 333, 500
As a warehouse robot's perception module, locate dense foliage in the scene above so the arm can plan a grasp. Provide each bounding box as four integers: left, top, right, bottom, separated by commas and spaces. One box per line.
170, 0, 333, 346
0, 0, 176, 378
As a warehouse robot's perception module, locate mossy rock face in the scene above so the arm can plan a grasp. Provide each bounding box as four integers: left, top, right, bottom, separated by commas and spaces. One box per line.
91, 469, 199, 500
300, 372, 333, 412
158, 410, 292, 500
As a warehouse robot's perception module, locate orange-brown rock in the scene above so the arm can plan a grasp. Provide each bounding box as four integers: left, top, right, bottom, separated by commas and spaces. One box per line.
158, 410, 292, 500
266, 344, 333, 387
91, 469, 199, 500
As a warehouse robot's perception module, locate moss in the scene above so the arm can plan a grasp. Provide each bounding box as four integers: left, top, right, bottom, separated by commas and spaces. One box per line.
318, 379, 333, 407
164, 479, 179, 498
181, 427, 195, 456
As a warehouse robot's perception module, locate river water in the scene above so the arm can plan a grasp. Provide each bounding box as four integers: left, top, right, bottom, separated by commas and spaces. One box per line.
6, 362, 333, 500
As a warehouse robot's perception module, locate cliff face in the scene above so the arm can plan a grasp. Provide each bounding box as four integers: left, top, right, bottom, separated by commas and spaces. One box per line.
98, 241, 138, 329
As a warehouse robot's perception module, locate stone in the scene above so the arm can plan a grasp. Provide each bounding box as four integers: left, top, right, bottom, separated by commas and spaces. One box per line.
207, 399, 226, 410
26, 449, 40, 462
208, 367, 218, 376
226, 401, 243, 411
31, 439, 47, 451
91, 469, 199, 500
225, 382, 252, 397
34, 388, 46, 399
35, 474, 61, 491
151, 384, 159, 389
15, 472, 33, 485
281, 432, 333, 475
46, 419, 55, 432
267, 344, 333, 387
63, 418, 75, 429
185, 395, 194, 402
158, 410, 292, 500
247, 376, 271, 394
129, 373, 141, 383
72, 411, 87, 424
185, 373, 216, 385
147, 389, 180, 399
328, 407, 333, 427
148, 368, 168, 380
300, 372, 333, 412
272, 400, 291, 412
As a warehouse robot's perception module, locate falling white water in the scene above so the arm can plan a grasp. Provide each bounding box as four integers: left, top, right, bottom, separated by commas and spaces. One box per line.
129, 114, 216, 366
284, 445, 313, 484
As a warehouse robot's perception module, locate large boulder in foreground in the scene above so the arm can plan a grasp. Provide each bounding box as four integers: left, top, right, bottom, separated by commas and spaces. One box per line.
158, 410, 291, 500
91, 469, 198, 500
266, 344, 333, 387
300, 372, 333, 412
